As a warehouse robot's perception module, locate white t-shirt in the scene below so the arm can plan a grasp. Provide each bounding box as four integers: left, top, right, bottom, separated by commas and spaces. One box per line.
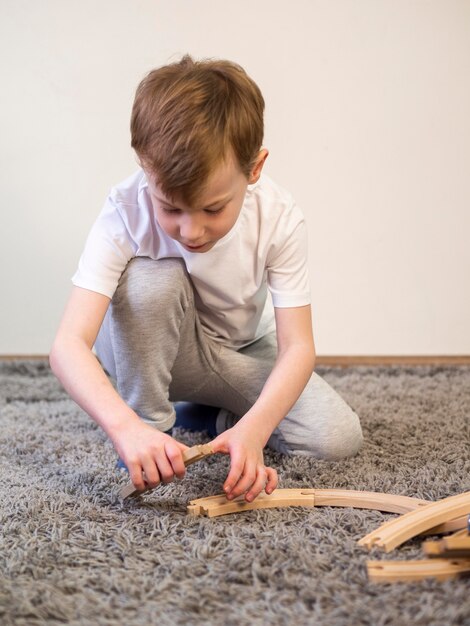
72, 169, 311, 349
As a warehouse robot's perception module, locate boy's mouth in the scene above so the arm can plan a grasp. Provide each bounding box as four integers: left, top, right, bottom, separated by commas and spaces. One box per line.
181, 242, 211, 252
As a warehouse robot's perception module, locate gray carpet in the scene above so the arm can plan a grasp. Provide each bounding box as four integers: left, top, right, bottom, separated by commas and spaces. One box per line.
0, 361, 469, 626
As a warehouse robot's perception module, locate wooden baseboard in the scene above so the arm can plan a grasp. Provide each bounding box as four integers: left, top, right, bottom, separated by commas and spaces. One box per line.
1, 355, 470, 366
0, 355, 49, 361
315, 356, 470, 366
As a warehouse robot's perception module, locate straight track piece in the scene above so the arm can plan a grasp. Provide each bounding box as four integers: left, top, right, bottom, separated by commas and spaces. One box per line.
367, 558, 470, 583
423, 529, 470, 558
119, 443, 214, 500
358, 491, 470, 553
187, 489, 315, 517
181, 443, 215, 467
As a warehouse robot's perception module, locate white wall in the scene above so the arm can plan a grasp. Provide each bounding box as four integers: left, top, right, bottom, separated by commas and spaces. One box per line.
1, 0, 469, 355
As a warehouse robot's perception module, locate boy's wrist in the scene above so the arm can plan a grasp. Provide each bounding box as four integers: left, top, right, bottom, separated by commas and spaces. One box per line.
233, 412, 272, 449
100, 409, 144, 441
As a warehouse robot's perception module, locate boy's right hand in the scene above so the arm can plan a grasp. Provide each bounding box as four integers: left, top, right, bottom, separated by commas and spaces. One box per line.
109, 421, 189, 491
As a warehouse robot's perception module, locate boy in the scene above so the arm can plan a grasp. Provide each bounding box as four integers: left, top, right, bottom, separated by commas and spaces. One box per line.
50, 55, 362, 503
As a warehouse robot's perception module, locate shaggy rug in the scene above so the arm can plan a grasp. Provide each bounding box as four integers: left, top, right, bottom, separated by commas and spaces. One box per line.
0, 361, 469, 626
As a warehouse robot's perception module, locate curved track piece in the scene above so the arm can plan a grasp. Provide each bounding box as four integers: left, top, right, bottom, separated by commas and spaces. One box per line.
187, 489, 432, 518
422, 514, 467, 536
119, 443, 214, 500
313, 489, 429, 514
358, 491, 470, 553
367, 558, 470, 583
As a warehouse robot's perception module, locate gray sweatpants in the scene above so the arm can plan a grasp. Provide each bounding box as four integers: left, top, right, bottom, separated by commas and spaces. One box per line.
95, 257, 363, 460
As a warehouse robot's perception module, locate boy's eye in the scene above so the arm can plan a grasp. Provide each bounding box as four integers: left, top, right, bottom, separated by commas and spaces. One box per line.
160, 205, 225, 215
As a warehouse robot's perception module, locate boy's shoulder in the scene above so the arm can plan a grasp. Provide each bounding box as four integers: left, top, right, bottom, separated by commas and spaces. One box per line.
248, 174, 303, 228
249, 173, 296, 208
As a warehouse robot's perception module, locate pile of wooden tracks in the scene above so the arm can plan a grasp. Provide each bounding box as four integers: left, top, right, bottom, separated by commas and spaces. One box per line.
188, 488, 470, 582
119, 444, 470, 583
359, 492, 470, 583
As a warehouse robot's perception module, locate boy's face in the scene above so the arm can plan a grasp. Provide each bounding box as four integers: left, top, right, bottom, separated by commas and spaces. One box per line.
146, 150, 268, 253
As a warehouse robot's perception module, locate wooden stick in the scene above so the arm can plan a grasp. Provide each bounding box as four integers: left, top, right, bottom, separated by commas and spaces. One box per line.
358, 491, 470, 553
119, 443, 214, 500
367, 558, 470, 583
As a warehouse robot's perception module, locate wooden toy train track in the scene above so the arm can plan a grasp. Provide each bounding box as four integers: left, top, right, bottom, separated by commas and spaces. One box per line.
423, 528, 470, 558
367, 557, 470, 583
360, 492, 470, 583
186, 488, 466, 535
358, 491, 470, 552
187, 489, 430, 517
118, 445, 470, 582
367, 524, 470, 584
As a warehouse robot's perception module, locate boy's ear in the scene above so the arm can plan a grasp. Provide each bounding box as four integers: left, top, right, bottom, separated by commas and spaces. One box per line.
248, 149, 269, 184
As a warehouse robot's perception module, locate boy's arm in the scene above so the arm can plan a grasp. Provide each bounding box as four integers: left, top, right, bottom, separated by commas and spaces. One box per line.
211, 304, 316, 501
49, 286, 188, 490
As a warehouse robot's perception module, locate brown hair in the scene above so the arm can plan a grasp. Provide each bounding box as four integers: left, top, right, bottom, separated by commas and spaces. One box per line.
130, 55, 265, 204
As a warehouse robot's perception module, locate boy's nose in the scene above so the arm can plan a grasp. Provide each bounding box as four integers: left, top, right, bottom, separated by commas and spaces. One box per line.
180, 217, 205, 242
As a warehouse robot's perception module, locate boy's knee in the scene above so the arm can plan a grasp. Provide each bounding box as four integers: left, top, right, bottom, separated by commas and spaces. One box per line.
114, 257, 190, 310
316, 410, 363, 460
273, 405, 363, 461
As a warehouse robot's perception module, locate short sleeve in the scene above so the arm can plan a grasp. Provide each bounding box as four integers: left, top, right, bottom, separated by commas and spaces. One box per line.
71, 193, 137, 298
266, 205, 311, 308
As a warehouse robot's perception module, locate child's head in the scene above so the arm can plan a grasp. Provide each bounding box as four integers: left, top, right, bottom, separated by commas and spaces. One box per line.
130, 54, 265, 205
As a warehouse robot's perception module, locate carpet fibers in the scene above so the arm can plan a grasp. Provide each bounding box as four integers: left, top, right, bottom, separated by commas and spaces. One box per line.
0, 361, 469, 625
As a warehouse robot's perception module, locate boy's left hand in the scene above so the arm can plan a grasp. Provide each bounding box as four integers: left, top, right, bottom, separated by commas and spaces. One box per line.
210, 423, 278, 502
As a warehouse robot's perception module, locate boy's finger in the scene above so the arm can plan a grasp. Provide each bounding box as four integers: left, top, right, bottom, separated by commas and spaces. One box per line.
223, 456, 245, 495
129, 463, 149, 491
156, 453, 176, 484
264, 467, 278, 494
165, 442, 186, 479
142, 458, 161, 488
207, 434, 228, 455
225, 463, 257, 500
245, 466, 269, 502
